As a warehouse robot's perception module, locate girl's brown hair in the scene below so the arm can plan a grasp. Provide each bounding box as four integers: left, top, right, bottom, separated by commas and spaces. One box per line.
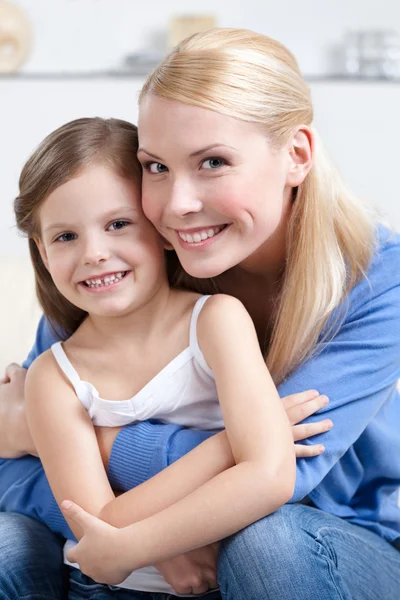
14, 117, 141, 338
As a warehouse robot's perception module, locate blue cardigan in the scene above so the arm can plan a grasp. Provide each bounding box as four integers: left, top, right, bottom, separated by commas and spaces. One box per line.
1, 225, 399, 546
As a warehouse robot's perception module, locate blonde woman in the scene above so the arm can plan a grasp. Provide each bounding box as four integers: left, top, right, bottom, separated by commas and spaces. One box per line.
1, 27, 400, 600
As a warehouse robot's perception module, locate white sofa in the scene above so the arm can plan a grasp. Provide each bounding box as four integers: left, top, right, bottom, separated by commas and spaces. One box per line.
0, 255, 42, 374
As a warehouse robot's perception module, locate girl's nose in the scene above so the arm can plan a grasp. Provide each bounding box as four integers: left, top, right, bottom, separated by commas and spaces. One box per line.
82, 236, 111, 266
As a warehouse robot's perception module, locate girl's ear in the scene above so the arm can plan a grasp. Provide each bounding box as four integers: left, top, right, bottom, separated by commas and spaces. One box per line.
34, 237, 50, 270
286, 126, 314, 187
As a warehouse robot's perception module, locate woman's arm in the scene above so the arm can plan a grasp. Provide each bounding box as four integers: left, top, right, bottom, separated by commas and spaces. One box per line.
25, 350, 115, 540
67, 295, 296, 572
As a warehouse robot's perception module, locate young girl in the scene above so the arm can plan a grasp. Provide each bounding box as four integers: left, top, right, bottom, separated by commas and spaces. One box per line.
16, 116, 301, 596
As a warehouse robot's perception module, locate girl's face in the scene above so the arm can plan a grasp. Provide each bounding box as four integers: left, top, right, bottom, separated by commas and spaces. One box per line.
36, 164, 167, 319
138, 95, 308, 279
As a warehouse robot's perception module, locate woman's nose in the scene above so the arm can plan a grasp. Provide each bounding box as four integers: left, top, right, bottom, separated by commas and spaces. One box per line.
166, 181, 203, 218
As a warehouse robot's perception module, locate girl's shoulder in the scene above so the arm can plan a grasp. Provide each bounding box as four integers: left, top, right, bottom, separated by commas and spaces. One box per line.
25, 346, 63, 392
197, 293, 253, 337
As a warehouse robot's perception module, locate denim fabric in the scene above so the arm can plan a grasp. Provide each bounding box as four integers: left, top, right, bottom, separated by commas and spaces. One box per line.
0, 512, 67, 599
218, 504, 400, 600
1, 508, 399, 600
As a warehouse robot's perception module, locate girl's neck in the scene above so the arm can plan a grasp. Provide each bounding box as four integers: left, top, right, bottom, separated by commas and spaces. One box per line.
79, 283, 176, 347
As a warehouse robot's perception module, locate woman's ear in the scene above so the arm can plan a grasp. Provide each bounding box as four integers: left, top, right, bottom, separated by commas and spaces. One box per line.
286, 126, 314, 187
34, 237, 49, 270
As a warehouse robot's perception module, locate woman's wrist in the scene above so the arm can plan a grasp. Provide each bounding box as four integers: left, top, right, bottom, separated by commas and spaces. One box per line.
0, 366, 37, 458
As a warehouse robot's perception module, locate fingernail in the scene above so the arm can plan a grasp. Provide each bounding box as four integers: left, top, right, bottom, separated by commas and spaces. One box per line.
322, 396, 329, 405
61, 501, 72, 510
310, 390, 319, 397
318, 445, 325, 453
327, 420, 334, 428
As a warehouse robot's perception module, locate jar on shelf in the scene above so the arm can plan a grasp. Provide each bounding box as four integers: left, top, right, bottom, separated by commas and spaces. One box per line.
0, 1, 32, 73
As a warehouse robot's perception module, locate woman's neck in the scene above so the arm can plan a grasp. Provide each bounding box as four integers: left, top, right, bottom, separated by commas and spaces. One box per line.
217, 269, 283, 351
216, 228, 287, 347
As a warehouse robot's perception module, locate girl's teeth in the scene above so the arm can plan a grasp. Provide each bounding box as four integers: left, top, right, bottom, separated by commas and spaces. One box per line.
84, 272, 125, 288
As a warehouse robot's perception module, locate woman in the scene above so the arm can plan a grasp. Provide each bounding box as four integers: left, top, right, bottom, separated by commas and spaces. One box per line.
1, 28, 399, 600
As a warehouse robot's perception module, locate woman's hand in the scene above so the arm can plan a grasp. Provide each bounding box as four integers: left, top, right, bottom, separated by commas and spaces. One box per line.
0, 363, 38, 458
155, 544, 219, 595
282, 389, 332, 457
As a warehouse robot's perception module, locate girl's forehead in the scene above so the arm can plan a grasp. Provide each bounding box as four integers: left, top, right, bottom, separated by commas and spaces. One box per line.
40, 166, 142, 223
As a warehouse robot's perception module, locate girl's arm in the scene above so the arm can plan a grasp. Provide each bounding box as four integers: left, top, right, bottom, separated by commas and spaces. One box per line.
68, 295, 296, 572
25, 350, 115, 540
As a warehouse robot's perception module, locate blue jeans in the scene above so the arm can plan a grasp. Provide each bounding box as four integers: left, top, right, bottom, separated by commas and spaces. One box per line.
0, 506, 399, 600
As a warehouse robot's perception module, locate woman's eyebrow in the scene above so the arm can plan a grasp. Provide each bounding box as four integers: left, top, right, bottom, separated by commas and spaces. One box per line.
137, 148, 163, 161
137, 143, 236, 160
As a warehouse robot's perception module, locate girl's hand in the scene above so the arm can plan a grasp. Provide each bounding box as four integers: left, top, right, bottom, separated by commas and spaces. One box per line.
282, 390, 333, 457
61, 500, 133, 585
156, 543, 219, 595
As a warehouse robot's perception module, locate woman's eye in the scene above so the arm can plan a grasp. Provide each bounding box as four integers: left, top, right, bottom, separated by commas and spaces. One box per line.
145, 162, 168, 174
202, 157, 225, 170
54, 232, 77, 243
108, 220, 130, 231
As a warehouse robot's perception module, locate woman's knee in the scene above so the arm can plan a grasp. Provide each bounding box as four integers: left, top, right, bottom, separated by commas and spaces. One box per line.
219, 505, 306, 566
0, 513, 66, 599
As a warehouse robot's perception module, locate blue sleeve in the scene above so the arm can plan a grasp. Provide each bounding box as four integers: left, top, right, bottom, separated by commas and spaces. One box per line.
22, 316, 61, 369
109, 230, 400, 500
280, 240, 400, 501
0, 317, 74, 536
0, 456, 74, 539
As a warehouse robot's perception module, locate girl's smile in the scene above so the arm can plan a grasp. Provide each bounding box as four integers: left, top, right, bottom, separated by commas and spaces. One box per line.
79, 270, 131, 293
36, 164, 168, 319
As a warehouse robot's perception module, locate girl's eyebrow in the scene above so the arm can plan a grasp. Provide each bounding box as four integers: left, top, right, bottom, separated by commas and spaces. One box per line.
43, 207, 139, 234
137, 143, 236, 160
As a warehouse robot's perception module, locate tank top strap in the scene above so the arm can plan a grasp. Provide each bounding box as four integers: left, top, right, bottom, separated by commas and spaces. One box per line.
51, 341, 82, 395
189, 296, 214, 377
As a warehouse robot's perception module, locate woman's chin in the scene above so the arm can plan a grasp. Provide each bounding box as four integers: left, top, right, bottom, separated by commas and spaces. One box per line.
182, 260, 229, 280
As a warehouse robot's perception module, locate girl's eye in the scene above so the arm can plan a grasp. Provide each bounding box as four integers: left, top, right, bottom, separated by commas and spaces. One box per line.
108, 220, 130, 231
202, 157, 225, 170
54, 232, 77, 243
145, 162, 168, 174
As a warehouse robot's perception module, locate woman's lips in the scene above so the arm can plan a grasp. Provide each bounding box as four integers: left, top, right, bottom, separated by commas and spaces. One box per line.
175, 224, 230, 250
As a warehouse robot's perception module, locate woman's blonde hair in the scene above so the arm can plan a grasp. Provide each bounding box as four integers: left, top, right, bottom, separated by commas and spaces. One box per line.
14, 117, 141, 338
140, 27, 377, 383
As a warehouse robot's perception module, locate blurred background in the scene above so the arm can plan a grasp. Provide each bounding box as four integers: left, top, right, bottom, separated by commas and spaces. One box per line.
1, 0, 400, 258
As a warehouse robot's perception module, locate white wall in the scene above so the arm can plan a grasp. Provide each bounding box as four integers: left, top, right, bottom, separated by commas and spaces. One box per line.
13, 0, 400, 76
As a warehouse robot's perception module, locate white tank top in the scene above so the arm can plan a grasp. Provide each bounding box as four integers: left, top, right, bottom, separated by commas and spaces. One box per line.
51, 295, 223, 596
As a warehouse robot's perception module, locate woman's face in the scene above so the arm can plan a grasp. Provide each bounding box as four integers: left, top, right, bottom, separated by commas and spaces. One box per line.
138, 95, 301, 279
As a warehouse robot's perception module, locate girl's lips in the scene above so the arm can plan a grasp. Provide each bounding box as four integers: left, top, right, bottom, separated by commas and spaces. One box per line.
78, 270, 130, 293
